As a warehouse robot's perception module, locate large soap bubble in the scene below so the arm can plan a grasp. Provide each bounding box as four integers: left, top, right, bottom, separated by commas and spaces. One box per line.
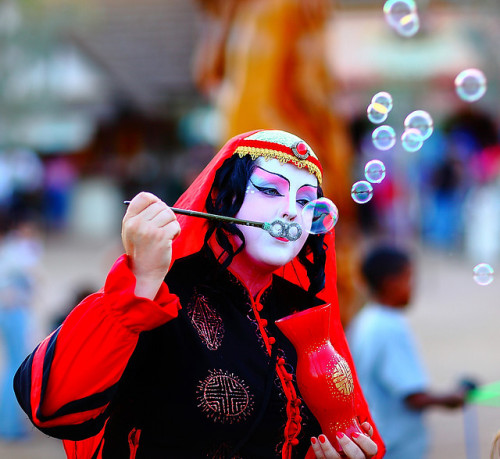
302, 198, 339, 234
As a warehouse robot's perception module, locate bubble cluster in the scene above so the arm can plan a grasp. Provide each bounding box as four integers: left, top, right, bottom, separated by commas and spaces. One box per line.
455, 68, 487, 103
372, 125, 396, 151
365, 160, 386, 184
383, 0, 420, 37
302, 198, 339, 234
472, 263, 494, 286
351, 181, 374, 204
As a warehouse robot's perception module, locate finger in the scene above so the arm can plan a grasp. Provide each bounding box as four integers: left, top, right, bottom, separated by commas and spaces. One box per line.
361, 422, 374, 438
136, 201, 172, 222
125, 192, 161, 218
336, 433, 364, 459
161, 219, 181, 241
310, 437, 326, 459
352, 432, 378, 458
150, 207, 178, 228
318, 435, 342, 459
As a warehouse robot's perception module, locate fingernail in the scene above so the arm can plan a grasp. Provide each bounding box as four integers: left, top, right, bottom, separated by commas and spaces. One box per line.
311, 437, 317, 445
336, 432, 344, 439
319, 434, 327, 444
352, 432, 361, 439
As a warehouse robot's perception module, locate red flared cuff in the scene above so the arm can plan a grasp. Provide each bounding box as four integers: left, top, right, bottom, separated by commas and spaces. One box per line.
104, 254, 181, 333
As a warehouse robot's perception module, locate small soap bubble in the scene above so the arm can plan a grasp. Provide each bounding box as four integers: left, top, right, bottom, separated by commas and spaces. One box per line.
472, 263, 494, 286
371, 92, 393, 113
351, 181, 374, 204
404, 110, 434, 140
383, 0, 419, 37
383, 0, 416, 27
455, 68, 487, 102
372, 125, 396, 151
365, 160, 386, 184
401, 128, 424, 152
367, 103, 388, 124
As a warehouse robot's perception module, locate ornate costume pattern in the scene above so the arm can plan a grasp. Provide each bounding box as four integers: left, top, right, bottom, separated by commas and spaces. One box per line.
187, 291, 225, 350
197, 369, 254, 424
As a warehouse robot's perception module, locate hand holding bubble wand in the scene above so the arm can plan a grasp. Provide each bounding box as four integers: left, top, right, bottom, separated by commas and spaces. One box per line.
124, 197, 339, 241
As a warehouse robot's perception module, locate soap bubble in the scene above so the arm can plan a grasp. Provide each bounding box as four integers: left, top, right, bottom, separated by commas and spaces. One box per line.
383, 0, 416, 27
455, 68, 487, 102
404, 110, 433, 140
302, 197, 339, 234
367, 103, 389, 124
383, 0, 419, 37
472, 263, 494, 286
351, 181, 374, 204
364, 160, 386, 184
372, 125, 396, 151
395, 12, 420, 37
371, 92, 393, 114
401, 128, 424, 152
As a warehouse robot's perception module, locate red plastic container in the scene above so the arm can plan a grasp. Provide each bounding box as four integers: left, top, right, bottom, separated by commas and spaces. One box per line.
275, 303, 363, 451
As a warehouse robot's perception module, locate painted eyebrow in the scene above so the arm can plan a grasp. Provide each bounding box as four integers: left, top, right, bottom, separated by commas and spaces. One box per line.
254, 166, 318, 190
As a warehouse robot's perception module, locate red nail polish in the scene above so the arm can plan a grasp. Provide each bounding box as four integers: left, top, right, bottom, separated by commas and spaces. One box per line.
319, 434, 327, 444
336, 432, 344, 439
352, 432, 361, 439
311, 437, 317, 445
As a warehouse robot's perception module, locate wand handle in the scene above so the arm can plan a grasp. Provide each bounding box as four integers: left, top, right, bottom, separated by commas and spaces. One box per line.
123, 201, 267, 229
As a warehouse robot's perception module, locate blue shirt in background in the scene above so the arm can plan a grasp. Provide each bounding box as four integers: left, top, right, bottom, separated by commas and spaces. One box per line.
347, 303, 429, 459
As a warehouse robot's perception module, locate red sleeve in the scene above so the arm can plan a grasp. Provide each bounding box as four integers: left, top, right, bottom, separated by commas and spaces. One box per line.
13, 254, 181, 440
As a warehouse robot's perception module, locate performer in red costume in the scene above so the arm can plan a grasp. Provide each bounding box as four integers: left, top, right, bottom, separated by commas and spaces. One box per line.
14, 130, 384, 458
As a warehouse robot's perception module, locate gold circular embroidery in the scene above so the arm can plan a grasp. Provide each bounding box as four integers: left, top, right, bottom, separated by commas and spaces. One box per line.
330, 358, 354, 396
197, 370, 254, 424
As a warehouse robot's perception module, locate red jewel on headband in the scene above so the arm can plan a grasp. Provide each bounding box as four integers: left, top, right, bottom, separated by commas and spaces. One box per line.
292, 141, 310, 160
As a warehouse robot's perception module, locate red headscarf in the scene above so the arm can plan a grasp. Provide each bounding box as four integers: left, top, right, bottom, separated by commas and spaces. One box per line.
172, 129, 385, 457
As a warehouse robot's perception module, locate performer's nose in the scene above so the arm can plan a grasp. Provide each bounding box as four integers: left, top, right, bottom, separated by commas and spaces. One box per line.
282, 198, 298, 221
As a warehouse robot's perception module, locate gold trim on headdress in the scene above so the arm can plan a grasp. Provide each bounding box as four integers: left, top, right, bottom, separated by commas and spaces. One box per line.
234, 145, 323, 185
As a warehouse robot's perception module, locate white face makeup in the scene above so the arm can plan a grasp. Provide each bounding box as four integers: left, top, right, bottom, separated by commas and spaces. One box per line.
234, 157, 319, 272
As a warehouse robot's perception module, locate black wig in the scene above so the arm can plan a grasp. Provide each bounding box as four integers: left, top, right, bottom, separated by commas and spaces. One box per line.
204, 155, 327, 296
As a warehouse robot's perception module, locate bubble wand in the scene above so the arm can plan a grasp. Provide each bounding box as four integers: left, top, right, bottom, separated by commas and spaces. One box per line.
124, 201, 303, 241
124, 197, 338, 242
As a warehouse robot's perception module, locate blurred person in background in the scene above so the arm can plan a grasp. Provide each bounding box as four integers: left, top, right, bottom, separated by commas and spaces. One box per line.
0, 215, 43, 440
193, 0, 363, 326
43, 156, 78, 232
347, 245, 468, 459
14, 130, 384, 458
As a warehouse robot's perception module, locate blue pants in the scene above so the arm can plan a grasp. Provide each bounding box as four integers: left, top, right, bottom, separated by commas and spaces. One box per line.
0, 306, 30, 439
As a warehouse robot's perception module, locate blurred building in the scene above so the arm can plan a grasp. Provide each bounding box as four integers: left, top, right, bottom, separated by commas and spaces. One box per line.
0, 0, 202, 155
